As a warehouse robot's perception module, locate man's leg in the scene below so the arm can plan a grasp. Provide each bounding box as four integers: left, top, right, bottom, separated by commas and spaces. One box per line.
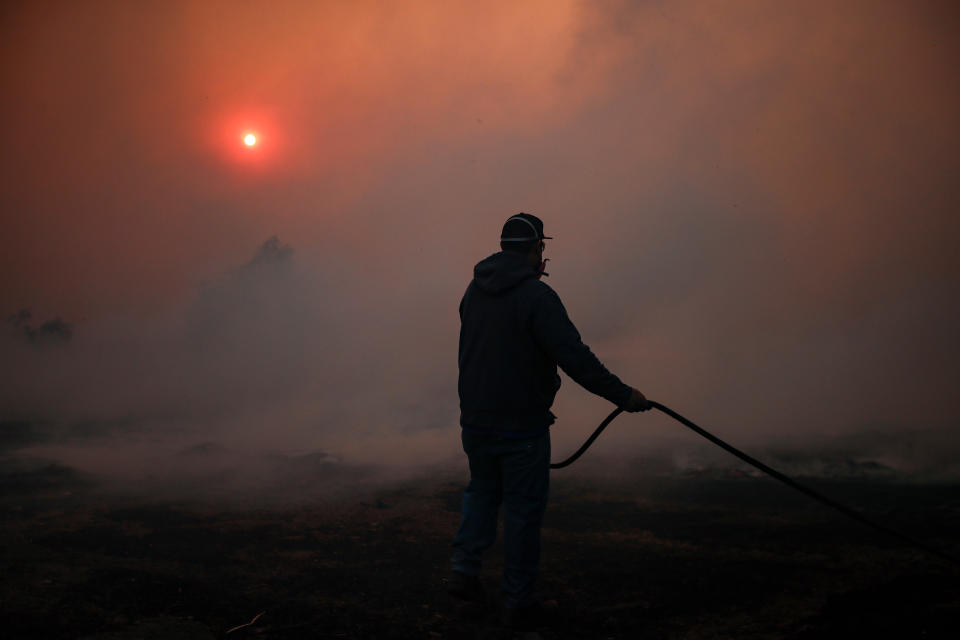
451, 431, 503, 578
500, 432, 550, 610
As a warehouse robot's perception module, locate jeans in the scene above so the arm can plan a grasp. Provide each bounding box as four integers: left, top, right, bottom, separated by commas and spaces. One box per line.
451, 429, 550, 608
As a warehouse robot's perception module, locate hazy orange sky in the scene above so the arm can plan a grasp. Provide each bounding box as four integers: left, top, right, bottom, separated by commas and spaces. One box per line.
2, 1, 958, 487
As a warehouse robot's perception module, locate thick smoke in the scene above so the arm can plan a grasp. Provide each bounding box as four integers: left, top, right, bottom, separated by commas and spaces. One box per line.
3, 233, 957, 506
1, 1, 958, 501
1, 236, 462, 503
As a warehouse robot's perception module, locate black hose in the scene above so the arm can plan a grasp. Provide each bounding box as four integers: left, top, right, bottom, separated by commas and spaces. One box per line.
550, 407, 623, 469
551, 400, 960, 567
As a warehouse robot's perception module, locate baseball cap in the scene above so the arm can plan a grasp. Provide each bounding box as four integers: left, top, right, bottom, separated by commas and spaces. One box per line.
500, 213, 553, 243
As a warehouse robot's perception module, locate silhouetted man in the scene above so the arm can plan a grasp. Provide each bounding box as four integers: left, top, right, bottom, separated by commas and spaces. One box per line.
449, 212, 651, 631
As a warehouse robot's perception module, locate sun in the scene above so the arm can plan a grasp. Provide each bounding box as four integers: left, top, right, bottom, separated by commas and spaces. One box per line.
243, 133, 257, 146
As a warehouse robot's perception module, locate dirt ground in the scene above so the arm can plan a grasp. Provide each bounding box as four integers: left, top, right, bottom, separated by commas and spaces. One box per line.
2, 461, 959, 639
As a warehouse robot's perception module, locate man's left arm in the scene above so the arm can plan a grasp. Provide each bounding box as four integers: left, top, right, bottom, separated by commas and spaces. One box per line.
530, 288, 633, 407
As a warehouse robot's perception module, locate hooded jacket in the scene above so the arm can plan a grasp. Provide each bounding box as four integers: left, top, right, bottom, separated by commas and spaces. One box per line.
458, 251, 633, 437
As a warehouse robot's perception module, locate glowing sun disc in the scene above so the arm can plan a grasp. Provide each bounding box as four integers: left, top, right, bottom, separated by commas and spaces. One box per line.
243, 133, 257, 146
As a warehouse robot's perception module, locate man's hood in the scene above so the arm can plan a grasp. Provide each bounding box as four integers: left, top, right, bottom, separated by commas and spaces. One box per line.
472, 251, 539, 294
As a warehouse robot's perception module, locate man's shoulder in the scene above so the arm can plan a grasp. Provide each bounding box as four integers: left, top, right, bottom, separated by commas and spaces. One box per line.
517, 278, 562, 307
462, 275, 559, 306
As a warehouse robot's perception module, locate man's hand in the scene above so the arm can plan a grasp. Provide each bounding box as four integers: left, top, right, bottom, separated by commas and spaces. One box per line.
623, 387, 652, 412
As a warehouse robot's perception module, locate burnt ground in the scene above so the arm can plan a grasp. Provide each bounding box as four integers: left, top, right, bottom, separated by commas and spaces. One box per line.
2, 461, 959, 639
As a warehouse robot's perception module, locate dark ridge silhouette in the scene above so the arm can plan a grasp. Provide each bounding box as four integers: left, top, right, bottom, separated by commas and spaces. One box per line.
241, 235, 294, 270
0, 420, 46, 452
5, 308, 73, 345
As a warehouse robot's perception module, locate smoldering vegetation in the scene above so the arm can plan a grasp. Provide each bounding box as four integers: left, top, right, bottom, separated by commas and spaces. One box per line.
2, 458, 959, 639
